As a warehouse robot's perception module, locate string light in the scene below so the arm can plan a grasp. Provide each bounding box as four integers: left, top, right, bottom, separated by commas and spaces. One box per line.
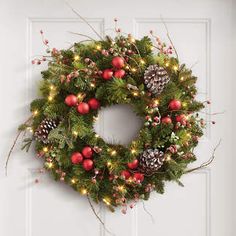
48, 95, 53, 101
117, 185, 125, 192
165, 62, 169, 67
33, 110, 38, 116
180, 76, 184, 81
71, 178, 77, 184
43, 147, 48, 153
125, 65, 130, 70
131, 148, 136, 154
81, 188, 87, 195
96, 45, 101, 50
186, 133, 191, 138
95, 134, 99, 138
132, 91, 139, 97
46, 162, 53, 168
153, 99, 159, 106
131, 68, 137, 73
27, 127, 33, 133
73, 131, 78, 136
182, 102, 187, 108
103, 198, 111, 205
173, 65, 178, 71
107, 161, 112, 167
49, 85, 55, 90
74, 55, 80, 61
90, 82, 96, 88
140, 59, 145, 65
110, 150, 117, 156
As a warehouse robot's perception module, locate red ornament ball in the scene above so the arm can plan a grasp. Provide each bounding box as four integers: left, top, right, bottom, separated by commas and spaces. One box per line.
77, 102, 90, 114
114, 69, 125, 79
133, 173, 144, 183
102, 69, 113, 80
112, 56, 125, 69
71, 152, 83, 164
127, 159, 139, 169
169, 99, 182, 110
82, 146, 93, 158
121, 170, 131, 180
175, 114, 186, 122
65, 94, 78, 107
161, 116, 172, 124
83, 159, 94, 171
88, 98, 100, 110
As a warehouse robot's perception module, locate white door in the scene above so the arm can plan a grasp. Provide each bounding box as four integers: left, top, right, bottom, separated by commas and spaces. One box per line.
0, 0, 234, 235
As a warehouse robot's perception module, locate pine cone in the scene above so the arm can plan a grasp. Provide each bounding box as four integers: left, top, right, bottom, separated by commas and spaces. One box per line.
138, 148, 165, 175
144, 65, 170, 96
34, 118, 59, 144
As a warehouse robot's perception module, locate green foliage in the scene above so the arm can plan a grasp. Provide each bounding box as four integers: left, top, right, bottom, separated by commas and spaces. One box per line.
19, 34, 206, 211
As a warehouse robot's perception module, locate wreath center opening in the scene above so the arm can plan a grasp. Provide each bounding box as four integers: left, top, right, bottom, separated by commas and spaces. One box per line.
93, 104, 143, 146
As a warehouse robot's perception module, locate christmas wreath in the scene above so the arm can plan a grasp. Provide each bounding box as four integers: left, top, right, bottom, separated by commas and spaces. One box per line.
6, 19, 217, 214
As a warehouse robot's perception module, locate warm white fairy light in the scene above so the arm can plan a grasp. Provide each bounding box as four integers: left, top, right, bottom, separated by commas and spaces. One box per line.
81, 188, 87, 195
110, 150, 117, 156
131, 148, 136, 154
33, 110, 38, 116
74, 55, 80, 61
140, 59, 145, 64
96, 45, 101, 50
131, 68, 137, 73
73, 131, 78, 136
153, 99, 159, 106
103, 198, 111, 205
43, 147, 49, 153
95, 134, 99, 138
71, 178, 77, 184
46, 162, 53, 168
49, 85, 55, 90
132, 91, 139, 97
48, 95, 53, 101
90, 82, 96, 88
173, 65, 178, 71
180, 76, 184, 81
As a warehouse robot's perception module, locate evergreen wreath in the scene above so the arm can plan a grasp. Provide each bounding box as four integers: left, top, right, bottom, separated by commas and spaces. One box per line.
6, 17, 219, 215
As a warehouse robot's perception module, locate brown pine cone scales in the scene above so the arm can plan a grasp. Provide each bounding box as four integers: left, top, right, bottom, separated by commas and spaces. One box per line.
144, 64, 170, 96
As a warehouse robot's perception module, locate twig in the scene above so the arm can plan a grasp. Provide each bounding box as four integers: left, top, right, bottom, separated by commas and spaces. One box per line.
142, 201, 155, 224
65, 2, 103, 40
68, 32, 96, 41
5, 116, 33, 176
86, 195, 115, 236
184, 139, 221, 174
160, 16, 179, 60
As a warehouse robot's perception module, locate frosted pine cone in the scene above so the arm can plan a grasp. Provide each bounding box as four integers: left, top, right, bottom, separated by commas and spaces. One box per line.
139, 148, 165, 175
34, 118, 58, 144
144, 65, 170, 96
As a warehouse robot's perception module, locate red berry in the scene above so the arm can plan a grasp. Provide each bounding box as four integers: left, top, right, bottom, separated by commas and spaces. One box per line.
112, 56, 125, 69
65, 94, 78, 107
127, 159, 139, 169
121, 170, 131, 180
169, 99, 182, 110
133, 173, 144, 183
114, 69, 125, 79
88, 98, 100, 110
102, 69, 113, 80
82, 146, 93, 158
77, 102, 90, 114
71, 152, 83, 164
83, 159, 94, 171
161, 117, 172, 124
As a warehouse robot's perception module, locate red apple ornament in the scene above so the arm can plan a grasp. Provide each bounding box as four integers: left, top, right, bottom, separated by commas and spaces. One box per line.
88, 98, 100, 110
82, 146, 93, 158
77, 102, 90, 114
65, 94, 78, 107
112, 56, 125, 69
83, 159, 94, 171
127, 159, 139, 169
133, 173, 144, 183
161, 116, 172, 124
102, 69, 113, 80
114, 69, 125, 79
121, 170, 131, 180
169, 99, 182, 110
71, 152, 83, 164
